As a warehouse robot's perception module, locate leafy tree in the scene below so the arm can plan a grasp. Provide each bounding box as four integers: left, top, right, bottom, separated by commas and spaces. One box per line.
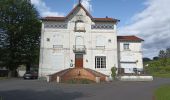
159, 50, 166, 58
153, 56, 159, 60
143, 57, 151, 62
158, 50, 167, 67
166, 48, 170, 58
0, 0, 41, 77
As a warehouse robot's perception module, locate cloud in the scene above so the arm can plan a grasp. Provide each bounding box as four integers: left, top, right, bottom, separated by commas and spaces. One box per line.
31, 0, 64, 17
81, 0, 92, 12
119, 0, 170, 58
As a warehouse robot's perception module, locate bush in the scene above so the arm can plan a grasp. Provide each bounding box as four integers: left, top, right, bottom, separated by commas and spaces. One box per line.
111, 67, 116, 79
144, 58, 170, 77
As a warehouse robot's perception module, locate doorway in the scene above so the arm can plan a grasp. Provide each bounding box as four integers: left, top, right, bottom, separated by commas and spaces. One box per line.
75, 54, 83, 68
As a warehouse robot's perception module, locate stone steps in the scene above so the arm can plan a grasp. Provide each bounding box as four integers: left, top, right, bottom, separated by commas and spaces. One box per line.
48, 68, 109, 83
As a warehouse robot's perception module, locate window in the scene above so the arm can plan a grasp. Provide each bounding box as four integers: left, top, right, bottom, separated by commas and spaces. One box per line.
124, 43, 130, 50
75, 20, 85, 32
96, 36, 106, 49
95, 56, 106, 68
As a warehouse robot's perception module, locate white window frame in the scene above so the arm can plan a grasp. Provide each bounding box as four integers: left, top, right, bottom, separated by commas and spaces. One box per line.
95, 56, 106, 68
123, 43, 130, 50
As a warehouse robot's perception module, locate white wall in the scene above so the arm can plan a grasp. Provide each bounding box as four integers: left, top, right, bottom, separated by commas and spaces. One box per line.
118, 41, 143, 73
39, 6, 118, 77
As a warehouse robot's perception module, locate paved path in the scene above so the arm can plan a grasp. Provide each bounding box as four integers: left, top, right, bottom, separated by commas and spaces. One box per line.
0, 78, 170, 100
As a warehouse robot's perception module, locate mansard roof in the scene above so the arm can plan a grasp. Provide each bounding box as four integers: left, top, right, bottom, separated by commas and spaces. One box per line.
41, 3, 120, 23
117, 35, 144, 42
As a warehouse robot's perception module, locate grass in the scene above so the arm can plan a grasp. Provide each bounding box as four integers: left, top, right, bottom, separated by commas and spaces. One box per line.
152, 73, 170, 78
154, 84, 170, 100
63, 78, 95, 84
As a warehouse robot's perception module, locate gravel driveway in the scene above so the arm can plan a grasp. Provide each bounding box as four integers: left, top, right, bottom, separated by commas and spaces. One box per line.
0, 78, 170, 100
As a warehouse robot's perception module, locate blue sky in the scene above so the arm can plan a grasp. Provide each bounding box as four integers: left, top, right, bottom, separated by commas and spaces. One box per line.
31, 0, 170, 59
39, 0, 146, 27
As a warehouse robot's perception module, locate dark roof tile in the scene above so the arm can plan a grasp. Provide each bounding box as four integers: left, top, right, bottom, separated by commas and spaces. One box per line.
117, 35, 144, 42
41, 3, 119, 23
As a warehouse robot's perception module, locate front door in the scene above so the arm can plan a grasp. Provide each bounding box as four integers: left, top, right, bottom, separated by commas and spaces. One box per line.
75, 54, 83, 68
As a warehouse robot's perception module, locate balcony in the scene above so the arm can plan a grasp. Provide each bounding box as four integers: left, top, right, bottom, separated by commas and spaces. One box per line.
73, 45, 86, 53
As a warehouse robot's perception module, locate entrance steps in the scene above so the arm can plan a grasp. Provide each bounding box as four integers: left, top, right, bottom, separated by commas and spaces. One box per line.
48, 68, 109, 83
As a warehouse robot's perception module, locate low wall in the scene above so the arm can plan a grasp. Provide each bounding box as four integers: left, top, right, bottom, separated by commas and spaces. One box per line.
118, 76, 153, 81
18, 70, 26, 77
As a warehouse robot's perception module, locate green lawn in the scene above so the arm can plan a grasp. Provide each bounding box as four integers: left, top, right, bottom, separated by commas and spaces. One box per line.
154, 84, 170, 100
152, 73, 170, 78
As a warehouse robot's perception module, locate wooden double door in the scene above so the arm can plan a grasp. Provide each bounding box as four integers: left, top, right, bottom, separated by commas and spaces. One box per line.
75, 54, 83, 68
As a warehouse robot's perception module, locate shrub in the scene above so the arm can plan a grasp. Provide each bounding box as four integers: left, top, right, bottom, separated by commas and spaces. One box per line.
111, 67, 116, 79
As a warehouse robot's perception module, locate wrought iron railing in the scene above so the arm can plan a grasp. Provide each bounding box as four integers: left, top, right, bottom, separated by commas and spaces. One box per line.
73, 45, 86, 53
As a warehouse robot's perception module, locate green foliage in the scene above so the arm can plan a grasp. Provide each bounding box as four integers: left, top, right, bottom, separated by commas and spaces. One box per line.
145, 58, 170, 77
154, 84, 170, 100
152, 73, 170, 78
0, 0, 41, 74
144, 48, 170, 77
111, 67, 116, 79
143, 57, 151, 62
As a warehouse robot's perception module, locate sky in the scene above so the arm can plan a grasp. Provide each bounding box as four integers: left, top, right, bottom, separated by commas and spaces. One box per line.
31, 0, 170, 59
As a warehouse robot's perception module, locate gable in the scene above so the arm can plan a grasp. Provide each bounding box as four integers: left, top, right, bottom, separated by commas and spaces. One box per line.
66, 4, 91, 22
41, 3, 119, 23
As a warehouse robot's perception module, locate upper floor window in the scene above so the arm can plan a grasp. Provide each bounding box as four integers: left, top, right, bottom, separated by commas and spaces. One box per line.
75, 20, 85, 32
124, 43, 130, 50
91, 24, 114, 30
96, 36, 106, 49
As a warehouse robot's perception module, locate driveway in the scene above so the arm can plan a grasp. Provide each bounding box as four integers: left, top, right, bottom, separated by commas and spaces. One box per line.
0, 78, 170, 100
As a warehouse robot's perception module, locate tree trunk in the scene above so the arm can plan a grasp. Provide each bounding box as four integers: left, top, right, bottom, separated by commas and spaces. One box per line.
26, 63, 31, 72
8, 69, 17, 77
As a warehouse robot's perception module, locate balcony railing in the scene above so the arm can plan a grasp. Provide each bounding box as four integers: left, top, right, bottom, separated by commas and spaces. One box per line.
73, 45, 86, 53
74, 27, 86, 32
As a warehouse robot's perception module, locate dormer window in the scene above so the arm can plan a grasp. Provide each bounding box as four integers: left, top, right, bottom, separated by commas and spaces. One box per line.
75, 20, 85, 32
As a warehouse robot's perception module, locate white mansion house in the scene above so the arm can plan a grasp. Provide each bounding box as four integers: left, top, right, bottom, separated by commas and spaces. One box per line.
39, 3, 144, 82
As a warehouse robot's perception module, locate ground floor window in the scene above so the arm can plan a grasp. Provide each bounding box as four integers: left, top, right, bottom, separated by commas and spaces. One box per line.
95, 56, 106, 68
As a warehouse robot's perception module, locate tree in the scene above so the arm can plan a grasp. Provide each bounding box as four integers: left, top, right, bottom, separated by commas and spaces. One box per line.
159, 50, 166, 58
166, 47, 170, 58
153, 56, 159, 60
0, 0, 41, 77
143, 57, 151, 62
158, 50, 167, 67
